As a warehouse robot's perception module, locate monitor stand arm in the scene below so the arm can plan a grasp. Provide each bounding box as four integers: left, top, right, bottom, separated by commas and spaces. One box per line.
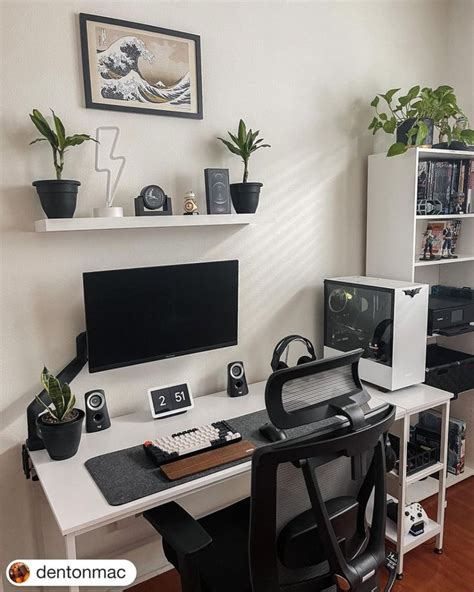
24, 333, 88, 456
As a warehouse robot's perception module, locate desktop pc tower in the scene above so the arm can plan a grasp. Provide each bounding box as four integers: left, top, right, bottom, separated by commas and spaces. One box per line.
324, 276, 429, 391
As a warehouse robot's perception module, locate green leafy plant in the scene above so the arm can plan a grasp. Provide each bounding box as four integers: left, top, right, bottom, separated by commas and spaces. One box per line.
35, 367, 76, 422
29, 109, 98, 180
414, 86, 474, 146
218, 119, 270, 182
369, 86, 474, 157
368, 86, 430, 156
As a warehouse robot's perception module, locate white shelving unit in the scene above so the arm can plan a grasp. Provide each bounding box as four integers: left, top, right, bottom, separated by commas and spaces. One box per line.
34, 213, 265, 233
366, 147, 474, 577
367, 147, 474, 283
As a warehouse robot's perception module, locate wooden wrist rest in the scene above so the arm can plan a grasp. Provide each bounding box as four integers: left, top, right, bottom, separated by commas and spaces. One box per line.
160, 440, 256, 481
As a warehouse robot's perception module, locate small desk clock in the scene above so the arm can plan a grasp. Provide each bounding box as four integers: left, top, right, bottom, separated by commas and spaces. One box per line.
135, 185, 173, 216
148, 382, 194, 419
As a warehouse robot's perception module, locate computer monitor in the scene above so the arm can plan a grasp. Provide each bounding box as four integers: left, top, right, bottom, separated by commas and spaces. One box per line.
83, 260, 239, 373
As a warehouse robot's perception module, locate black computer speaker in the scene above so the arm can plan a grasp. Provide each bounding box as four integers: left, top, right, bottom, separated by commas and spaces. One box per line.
227, 362, 249, 397
205, 168, 231, 214
84, 390, 111, 433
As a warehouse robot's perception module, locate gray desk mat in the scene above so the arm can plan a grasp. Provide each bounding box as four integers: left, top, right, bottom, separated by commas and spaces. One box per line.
85, 409, 339, 506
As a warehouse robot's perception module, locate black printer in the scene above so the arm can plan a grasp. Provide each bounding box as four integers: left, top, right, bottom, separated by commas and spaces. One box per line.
428, 285, 474, 336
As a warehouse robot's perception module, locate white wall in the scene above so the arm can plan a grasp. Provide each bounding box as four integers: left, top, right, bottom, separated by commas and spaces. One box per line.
1, 0, 471, 589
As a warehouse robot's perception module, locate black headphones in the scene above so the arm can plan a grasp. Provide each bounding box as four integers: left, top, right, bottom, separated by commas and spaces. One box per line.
369, 318, 393, 361
271, 335, 317, 372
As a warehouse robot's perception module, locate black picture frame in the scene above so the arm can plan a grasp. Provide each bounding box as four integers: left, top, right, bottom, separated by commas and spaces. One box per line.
79, 13, 203, 120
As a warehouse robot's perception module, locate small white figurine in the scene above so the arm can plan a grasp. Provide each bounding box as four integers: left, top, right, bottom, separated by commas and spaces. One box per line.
183, 191, 199, 215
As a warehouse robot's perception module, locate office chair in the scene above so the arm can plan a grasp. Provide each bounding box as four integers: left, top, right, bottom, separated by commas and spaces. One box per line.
145, 351, 397, 592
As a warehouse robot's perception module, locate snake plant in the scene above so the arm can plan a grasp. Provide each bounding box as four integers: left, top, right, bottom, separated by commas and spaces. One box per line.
35, 367, 76, 422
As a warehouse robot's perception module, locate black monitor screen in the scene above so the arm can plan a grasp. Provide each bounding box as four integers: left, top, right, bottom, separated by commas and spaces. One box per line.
83, 260, 238, 373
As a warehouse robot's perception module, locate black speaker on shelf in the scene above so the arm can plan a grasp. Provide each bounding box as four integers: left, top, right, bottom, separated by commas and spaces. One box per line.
84, 390, 111, 433
227, 361, 249, 397
205, 169, 231, 214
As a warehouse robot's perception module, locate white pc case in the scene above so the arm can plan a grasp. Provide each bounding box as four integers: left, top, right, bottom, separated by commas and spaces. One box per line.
324, 276, 429, 391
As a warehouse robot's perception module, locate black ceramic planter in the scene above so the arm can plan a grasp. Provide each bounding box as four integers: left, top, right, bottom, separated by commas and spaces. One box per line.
396, 118, 434, 146
37, 409, 85, 460
32, 180, 80, 219
230, 182, 262, 214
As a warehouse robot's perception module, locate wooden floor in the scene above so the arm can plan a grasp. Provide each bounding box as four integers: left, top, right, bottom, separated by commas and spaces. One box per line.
130, 477, 474, 592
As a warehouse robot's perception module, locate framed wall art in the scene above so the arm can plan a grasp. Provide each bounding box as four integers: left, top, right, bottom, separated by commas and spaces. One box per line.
79, 13, 203, 119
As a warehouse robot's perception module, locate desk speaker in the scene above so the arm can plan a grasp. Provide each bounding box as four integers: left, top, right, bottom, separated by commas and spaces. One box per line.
85, 390, 111, 433
205, 169, 231, 214
227, 362, 249, 397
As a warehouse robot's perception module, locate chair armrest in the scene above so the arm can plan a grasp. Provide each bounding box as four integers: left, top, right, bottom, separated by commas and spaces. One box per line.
144, 502, 212, 556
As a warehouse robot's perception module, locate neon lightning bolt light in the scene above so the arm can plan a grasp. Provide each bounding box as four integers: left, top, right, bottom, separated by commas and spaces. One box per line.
94, 126, 126, 217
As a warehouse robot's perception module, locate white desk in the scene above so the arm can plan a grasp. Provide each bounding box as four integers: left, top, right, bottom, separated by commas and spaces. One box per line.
28, 381, 450, 589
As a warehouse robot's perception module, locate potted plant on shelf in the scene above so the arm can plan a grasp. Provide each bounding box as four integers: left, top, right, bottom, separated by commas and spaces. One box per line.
35, 367, 84, 460
30, 109, 97, 218
369, 85, 474, 156
414, 86, 474, 149
218, 119, 270, 213
368, 86, 434, 156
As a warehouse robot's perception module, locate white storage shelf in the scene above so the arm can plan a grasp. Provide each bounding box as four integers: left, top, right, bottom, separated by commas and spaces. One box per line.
367, 147, 474, 283
407, 465, 474, 503
367, 495, 441, 552
415, 254, 474, 267
34, 214, 265, 233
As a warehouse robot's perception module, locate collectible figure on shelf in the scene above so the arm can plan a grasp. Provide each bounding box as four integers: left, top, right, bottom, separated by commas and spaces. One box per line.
420, 225, 437, 260
449, 192, 465, 215
441, 223, 458, 259
183, 191, 199, 215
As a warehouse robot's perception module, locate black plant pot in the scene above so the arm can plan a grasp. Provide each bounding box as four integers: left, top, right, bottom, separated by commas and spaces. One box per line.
32, 180, 80, 219
396, 118, 434, 146
37, 409, 85, 460
230, 182, 263, 214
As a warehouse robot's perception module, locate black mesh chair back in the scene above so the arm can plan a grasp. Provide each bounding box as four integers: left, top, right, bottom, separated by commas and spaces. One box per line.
265, 349, 370, 431
249, 401, 395, 592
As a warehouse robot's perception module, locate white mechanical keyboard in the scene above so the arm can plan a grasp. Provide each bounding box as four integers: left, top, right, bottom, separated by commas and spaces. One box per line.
143, 420, 242, 466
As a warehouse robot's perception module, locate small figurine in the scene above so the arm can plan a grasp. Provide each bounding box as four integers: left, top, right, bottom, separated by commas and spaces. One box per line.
421, 225, 436, 260
449, 192, 465, 215
183, 191, 199, 215
441, 223, 458, 259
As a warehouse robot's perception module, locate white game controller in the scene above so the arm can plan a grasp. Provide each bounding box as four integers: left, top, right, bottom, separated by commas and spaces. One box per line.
403, 502, 427, 536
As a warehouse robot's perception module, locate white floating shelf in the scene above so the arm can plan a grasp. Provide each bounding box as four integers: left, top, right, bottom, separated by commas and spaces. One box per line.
414, 254, 474, 267
34, 214, 264, 233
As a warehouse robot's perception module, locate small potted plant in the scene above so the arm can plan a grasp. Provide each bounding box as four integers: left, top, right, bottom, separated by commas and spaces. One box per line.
218, 119, 270, 213
35, 367, 84, 460
415, 86, 474, 149
30, 109, 97, 218
368, 86, 434, 156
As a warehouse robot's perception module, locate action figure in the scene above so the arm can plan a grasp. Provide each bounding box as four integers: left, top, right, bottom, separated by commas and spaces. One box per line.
441, 223, 458, 259
183, 191, 199, 215
449, 192, 464, 215
421, 225, 436, 260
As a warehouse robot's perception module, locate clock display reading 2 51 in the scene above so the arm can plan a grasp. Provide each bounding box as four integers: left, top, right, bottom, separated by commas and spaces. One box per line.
147, 383, 194, 419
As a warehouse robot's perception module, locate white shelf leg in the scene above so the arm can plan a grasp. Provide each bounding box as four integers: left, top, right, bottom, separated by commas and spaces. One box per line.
435, 400, 450, 552
395, 415, 410, 577
65, 534, 80, 592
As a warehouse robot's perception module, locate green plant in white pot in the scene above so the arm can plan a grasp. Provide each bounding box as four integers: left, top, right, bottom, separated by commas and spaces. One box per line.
218, 119, 270, 213
30, 109, 97, 219
35, 367, 84, 460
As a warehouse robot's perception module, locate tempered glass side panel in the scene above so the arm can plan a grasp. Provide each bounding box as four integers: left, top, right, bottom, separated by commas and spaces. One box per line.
324, 281, 394, 367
